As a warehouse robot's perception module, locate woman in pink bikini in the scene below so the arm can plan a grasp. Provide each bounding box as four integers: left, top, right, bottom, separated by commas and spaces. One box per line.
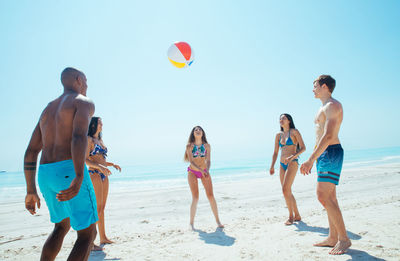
184, 126, 224, 229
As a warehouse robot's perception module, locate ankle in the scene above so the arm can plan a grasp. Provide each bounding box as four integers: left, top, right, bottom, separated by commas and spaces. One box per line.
338, 236, 350, 242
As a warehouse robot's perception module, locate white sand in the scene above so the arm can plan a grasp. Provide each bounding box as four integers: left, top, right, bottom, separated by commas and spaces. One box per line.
1, 163, 400, 260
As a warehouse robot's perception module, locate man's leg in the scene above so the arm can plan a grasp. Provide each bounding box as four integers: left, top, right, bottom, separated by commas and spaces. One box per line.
40, 218, 71, 261
314, 183, 337, 246
67, 223, 97, 261
316, 182, 351, 254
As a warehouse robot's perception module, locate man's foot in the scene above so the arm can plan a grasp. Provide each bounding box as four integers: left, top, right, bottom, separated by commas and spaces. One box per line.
284, 218, 294, 225
314, 238, 338, 247
92, 244, 103, 251
329, 239, 352, 255
190, 223, 195, 231
100, 238, 114, 244
294, 215, 301, 222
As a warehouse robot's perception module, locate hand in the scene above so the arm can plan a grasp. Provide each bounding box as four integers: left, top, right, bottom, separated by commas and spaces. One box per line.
56, 177, 83, 201
269, 167, 275, 175
286, 155, 295, 163
99, 165, 112, 176
300, 159, 314, 175
25, 193, 41, 215
202, 169, 209, 178
112, 164, 121, 172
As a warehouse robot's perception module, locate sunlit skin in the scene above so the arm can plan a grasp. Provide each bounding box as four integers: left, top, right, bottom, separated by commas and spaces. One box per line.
86, 118, 121, 248
23, 68, 96, 261
185, 127, 224, 229
270, 115, 306, 225
300, 78, 351, 255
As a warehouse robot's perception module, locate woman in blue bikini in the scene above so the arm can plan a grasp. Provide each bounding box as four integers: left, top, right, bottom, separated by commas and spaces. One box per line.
184, 126, 224, 229
86, 117, 121, 247
270, 114, 306, 225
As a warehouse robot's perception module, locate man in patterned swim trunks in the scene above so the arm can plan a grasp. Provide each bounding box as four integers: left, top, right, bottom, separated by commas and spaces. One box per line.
300, 75, 351, 255
23, 67, 98, 260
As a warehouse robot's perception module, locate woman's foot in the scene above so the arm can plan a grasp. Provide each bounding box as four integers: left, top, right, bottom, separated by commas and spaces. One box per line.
217, 222, 225, 228
329, 239, 352, 255
100, 238, 114, 244
92, 244, 103, 251
294, 215, 301, 222
313, 237, 337, 247
284, 218, 294, 225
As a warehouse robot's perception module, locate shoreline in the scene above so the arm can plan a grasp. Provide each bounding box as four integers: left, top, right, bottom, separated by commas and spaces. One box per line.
1, 162, 399, 260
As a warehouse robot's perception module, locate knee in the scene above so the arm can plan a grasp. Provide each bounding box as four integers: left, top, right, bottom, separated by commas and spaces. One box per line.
192, 195, 199, 202
206, 193, 214, 200
86, 224, 97, 241
54, 222, 70, 236
282, 186, 292, 198
317, 191, 329, 206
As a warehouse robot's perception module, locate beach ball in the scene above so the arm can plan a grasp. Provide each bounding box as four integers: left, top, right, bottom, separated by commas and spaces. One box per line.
167, 42, 194, 68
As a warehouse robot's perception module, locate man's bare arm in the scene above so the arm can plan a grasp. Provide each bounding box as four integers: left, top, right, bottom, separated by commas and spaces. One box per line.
24, 122, 42, 193
23, 122, 42, 214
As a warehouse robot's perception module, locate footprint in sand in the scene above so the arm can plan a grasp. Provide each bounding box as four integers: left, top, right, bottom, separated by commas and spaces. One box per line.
141, 220, 149, 224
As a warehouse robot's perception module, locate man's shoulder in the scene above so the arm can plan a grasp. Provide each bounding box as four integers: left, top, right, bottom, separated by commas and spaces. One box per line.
323, 98, 343, 118
74, 94, 94, 105
324, 98, 342, 111
73, 95, 95, 111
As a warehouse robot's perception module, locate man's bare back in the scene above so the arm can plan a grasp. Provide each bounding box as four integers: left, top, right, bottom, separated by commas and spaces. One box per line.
40, 93, 94, 164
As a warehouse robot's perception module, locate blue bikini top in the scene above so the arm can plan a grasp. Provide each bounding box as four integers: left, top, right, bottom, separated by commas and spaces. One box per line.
89, 143, 108, 159
279, 130, 295, 148
192, 144, 206, 158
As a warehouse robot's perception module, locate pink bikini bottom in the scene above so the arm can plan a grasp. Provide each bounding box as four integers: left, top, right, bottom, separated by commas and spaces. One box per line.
187, 167, 206, 179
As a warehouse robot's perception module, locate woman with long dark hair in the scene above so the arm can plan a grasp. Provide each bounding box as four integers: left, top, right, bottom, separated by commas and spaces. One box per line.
86, 117, 121, 248
184, 126, 224, 229
269, 114, 306, 225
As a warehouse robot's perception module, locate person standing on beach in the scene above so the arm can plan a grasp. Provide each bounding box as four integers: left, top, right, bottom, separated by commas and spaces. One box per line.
184, 126, 224, 229
300, 75, 351, 255
86, 116, 121, 249
23, 67, 98, 261
270, 113, 306, 225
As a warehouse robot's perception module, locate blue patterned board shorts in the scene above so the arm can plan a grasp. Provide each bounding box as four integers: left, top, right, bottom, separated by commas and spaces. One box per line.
316, 144, 344, 185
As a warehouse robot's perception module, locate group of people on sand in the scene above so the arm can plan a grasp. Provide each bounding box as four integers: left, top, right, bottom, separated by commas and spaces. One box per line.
23, 67, 351, 261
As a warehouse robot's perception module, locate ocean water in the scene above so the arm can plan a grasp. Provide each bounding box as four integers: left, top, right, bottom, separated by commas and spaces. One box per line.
1, 146, 400, 199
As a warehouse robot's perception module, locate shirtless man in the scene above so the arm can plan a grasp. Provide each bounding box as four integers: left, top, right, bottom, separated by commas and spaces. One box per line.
23, 67, 98, 261
300, 75, 351, 255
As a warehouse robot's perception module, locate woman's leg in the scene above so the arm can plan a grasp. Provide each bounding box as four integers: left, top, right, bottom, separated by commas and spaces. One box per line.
188, 172, 199, 229
99, 176, 112, 244
90, 173, 103, 246
201, 175, 224, 228
282, 162, 300, 225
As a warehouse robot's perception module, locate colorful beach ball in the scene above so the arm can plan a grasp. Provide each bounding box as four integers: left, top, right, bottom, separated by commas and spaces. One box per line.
167, 42, 194, 68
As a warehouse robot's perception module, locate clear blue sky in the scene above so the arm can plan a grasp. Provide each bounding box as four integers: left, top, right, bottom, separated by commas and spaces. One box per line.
1, 0, 399, 171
